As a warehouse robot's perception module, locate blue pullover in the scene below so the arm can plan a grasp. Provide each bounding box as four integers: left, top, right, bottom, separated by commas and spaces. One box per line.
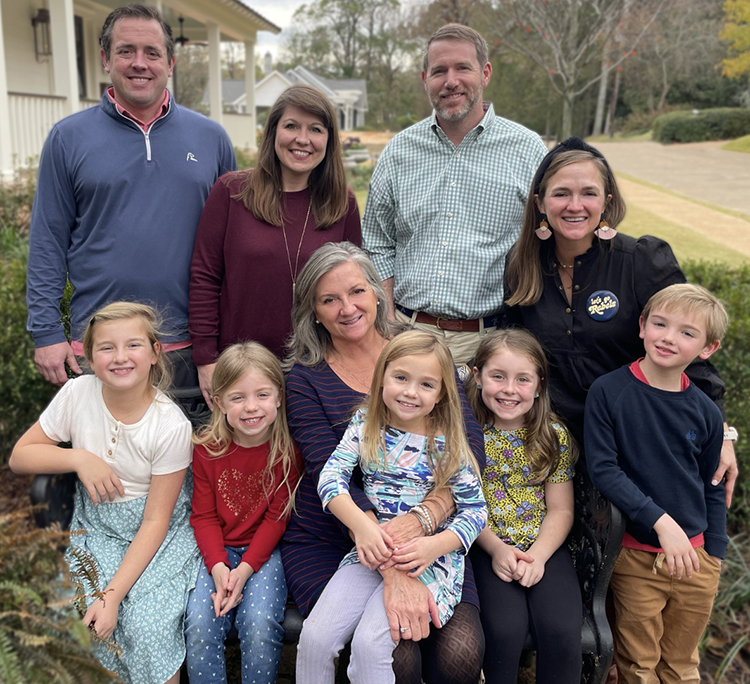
585, 365, 727, 558
27, 91, 236, 345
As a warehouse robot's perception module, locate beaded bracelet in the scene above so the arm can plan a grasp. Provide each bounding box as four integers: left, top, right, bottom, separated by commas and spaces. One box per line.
411, 503, 435, 536
408, 508, 431, 536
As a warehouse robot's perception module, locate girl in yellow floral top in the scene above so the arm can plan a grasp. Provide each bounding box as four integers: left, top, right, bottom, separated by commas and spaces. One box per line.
466, 329, 582, 684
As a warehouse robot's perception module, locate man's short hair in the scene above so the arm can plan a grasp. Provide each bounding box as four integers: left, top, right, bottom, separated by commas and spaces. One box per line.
423, 24, 489, 73
100, 4, 174, 63
641, 283, 729, 345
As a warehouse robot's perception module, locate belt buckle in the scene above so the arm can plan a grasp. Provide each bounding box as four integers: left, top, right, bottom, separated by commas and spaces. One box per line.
434, 316, 446, 330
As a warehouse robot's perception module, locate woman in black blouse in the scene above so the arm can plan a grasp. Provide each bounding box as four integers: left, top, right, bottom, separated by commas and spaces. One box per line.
502, 137, 737, 500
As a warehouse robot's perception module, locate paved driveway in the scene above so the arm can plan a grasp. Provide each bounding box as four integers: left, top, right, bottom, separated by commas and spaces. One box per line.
593, 140, 750, 216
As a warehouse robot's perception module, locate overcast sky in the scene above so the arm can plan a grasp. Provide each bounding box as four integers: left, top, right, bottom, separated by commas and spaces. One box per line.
247, 0, 301, 61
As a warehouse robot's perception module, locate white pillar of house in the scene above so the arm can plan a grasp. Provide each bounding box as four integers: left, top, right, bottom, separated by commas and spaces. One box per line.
244, 37, 256, 148
48, 0, 80, 116
207, 22, 223, 126
0, 4, 15, 180
345, 105, 353, 131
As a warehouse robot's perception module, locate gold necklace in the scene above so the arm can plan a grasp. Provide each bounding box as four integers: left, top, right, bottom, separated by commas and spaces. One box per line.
281, 198, 312, 299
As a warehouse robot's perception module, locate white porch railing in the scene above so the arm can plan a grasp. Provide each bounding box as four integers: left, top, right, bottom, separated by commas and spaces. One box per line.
7, 93, 99, 167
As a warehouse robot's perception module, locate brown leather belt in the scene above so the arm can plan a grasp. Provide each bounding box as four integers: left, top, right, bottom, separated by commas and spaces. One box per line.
396, 305, 499, 332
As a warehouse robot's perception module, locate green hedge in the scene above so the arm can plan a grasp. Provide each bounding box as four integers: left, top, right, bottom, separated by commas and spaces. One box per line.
653, 108, 750, 143
684, 260, 750, 532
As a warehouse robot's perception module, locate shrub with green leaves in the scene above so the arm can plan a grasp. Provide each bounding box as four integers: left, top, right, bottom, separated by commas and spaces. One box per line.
684, 260, 750, 532
653, 108, 750, 143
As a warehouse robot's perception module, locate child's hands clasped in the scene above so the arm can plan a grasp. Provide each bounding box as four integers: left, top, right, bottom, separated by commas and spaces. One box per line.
653, 513, 700, 579
210, 562, 231, 617
512, 554, 546, 587
353, 518, 394, 570
220, 562, 254, 616
76, 449, 124, 504
490, 541, 535, 583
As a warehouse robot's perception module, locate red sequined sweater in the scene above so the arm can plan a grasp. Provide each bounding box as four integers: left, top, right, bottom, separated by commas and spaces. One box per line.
191, 441, 302, 572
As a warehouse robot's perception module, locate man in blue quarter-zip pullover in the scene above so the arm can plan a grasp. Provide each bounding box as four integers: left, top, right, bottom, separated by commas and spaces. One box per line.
27, 4, 236, 394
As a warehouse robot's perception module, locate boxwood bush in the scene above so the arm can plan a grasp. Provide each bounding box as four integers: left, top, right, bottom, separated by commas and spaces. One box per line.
653, 108, 750, 143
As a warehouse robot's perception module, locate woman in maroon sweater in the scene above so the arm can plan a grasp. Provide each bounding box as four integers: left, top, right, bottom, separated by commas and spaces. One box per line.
189, 84, 361, 405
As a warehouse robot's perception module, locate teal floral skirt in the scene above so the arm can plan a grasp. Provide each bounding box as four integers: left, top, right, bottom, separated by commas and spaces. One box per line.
67, 471, 200, 684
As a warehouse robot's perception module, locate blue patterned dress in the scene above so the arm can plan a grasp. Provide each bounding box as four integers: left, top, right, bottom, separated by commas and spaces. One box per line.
318, 409, 487, 626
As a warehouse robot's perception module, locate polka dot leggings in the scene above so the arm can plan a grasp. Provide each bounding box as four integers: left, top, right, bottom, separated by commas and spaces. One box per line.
184, 547, 286, 684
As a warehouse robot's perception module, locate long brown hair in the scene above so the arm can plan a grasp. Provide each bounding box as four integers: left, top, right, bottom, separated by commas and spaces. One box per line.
231, 84, 349, 229
193, 342, 300, 517
360, 331, 479, 490
505, 148, 626, 307
466, 329, 577, 482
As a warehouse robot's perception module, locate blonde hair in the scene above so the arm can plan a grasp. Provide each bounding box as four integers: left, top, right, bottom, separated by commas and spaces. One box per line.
505, 148, 626, 307
360, 331, 479, 490
231, 84, 349, 229
193, 342, 300, 517
82, 301, 172, 392
466, 329, 577, 482
641, 283, 729, 345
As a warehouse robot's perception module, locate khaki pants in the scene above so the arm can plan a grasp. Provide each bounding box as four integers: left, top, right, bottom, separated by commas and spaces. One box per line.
610, 546, 721, 684
394, 308, 495, 366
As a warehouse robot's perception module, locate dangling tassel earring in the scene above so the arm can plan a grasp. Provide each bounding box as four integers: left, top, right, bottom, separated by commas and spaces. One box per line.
535, 214, 552, 240
594, 213, 617, 240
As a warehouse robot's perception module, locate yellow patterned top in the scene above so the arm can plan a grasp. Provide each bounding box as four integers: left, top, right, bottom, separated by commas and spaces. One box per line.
482, 424, 574, 551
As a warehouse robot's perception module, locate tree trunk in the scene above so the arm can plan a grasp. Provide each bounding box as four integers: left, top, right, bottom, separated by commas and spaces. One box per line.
605, 68, 621, 137
562, 93, 573, 140
592, 59, 609, 136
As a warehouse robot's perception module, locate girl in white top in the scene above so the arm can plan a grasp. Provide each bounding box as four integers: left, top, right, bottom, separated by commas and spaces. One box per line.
11, 302, 200, 684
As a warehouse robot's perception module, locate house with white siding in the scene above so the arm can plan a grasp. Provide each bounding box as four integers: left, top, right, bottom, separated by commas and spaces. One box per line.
0, 0, 279, 180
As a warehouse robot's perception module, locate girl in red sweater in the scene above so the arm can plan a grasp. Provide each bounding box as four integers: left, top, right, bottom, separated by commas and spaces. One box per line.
185, 342, 301, 684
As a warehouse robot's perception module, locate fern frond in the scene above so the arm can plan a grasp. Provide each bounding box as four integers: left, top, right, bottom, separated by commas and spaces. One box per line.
0, 629, 25, 684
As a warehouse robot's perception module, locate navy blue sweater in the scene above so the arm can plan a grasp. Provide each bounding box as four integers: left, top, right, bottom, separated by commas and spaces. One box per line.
585, 365, 727, 558
27, 91, 236, 346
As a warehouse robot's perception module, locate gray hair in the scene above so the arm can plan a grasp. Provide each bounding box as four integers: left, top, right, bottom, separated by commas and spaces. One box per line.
100, 4, 174, 63
423, 24, 489, 73
284, 242, 391, 368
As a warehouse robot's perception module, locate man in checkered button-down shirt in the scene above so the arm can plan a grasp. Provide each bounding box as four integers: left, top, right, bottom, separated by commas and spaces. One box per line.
362, 23, 547, 365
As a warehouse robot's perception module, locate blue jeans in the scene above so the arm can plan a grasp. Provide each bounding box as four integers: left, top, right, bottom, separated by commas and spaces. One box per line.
184, 547, 286, 684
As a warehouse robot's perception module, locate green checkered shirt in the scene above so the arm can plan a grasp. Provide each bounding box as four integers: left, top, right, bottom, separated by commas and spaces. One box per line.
362, 104, 547, 319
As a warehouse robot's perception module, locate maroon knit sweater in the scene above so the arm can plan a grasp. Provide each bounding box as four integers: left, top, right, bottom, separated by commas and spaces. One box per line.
189, 172, 361, 362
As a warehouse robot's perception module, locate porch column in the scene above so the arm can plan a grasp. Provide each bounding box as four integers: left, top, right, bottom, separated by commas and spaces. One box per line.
0, 4, 14, 179
345, 105, 353, 131
48, 0, 79, 116
206, 22, 222, 126
244, 37, 256, 148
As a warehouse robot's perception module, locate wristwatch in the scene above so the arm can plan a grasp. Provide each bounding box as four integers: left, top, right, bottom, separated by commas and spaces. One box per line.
724, 426, 738, 441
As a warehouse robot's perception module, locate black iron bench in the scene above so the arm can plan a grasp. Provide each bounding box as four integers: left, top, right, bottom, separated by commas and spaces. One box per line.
30, 468, 621, 684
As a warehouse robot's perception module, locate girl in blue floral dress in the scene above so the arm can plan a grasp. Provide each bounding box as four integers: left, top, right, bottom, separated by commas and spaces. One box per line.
10, 302, 200, 684
295, 331, 487, 684
467, 328, 581, 684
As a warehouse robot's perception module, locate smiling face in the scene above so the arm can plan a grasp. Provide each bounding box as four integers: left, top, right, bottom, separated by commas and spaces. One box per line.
89, 318, 158, 396
274, 105, 329, 191
381, 353, 443, 434
314, 260, 379, 347
101, 17, 173, 121
215, 368, 281, 448
474, 348, 540, 431
422, 39, 490, 128
639, 306, 718, 376
537, 160, 611, 253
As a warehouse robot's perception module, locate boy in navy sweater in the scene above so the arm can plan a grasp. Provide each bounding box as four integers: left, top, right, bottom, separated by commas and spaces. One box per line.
585, 283, 729, 684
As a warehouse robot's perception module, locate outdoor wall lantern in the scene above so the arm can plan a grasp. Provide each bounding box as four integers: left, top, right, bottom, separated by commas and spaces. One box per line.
32, 9, 52, 62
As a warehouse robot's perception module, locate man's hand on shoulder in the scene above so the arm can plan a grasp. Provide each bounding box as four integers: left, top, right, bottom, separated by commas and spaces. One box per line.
35, 341, 82, 386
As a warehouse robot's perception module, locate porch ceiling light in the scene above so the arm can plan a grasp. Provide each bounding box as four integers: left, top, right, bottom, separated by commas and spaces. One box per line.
32, 9, 52, 62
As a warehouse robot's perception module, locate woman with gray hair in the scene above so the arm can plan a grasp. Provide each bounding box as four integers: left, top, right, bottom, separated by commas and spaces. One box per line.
281, 242, 486, 684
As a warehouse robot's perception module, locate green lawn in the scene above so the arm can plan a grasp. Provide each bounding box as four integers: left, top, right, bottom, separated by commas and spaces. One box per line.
618, 204, 748, 267
722, 134, 750, 154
